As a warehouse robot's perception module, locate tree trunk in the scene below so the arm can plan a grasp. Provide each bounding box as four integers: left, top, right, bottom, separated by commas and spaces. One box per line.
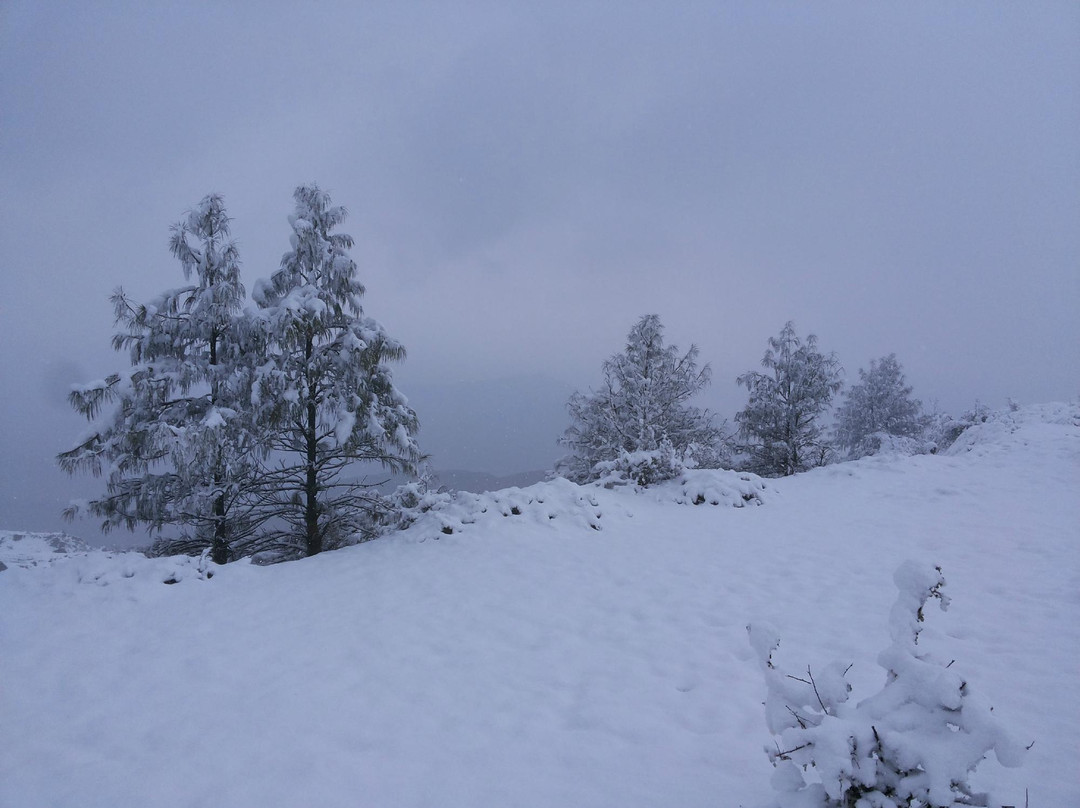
209, 335, 229, 564
305, 404, 320, 556
304, 331, 321, 556
211, 488, 228, 564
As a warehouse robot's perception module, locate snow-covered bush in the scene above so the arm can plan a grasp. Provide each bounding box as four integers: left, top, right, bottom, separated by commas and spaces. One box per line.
662, 468, 769, 507
591, 441, 687, 486
921, 403, 992, 454
749, 562, 1024, 808
379, 476, 455, 533
848, 431, 934, 460
386, 478, 606, 538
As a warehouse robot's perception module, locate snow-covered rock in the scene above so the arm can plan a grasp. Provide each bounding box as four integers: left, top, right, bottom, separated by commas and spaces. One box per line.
393, 469, 771, 541
0, 530, 215, 586
0, 530, 93, 568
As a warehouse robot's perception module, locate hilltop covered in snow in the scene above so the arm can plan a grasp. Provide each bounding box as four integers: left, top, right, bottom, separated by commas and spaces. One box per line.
1, 402, 1077, 807
0, 530, 91, 570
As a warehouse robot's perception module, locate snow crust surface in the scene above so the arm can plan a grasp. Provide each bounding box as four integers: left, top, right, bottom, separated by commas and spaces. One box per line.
1, 403, 1077, 807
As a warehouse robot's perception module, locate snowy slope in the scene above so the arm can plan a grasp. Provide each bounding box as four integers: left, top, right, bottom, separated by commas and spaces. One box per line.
1, 403, 1077, 808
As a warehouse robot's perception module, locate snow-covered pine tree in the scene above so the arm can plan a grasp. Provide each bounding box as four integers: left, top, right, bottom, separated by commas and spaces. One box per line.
735, 321, 842, 477
249, 184, 421, 558
834, 353, 923, 459
59, 195, 259, 563
557, 314, 725, 484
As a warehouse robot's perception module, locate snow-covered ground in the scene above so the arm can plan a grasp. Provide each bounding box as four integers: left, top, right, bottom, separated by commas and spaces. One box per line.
1, 403, 1077, 807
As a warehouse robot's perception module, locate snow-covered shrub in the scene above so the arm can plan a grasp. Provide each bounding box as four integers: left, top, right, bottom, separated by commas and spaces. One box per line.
921, 403, 991, 454
591, 441, 686, 486
389, 478, 605, 538
749, 562, 1024, 808
920, 412, 965, 454
380, 477, 455, 533
849, 431, 934, 460
661, 468, 770, 507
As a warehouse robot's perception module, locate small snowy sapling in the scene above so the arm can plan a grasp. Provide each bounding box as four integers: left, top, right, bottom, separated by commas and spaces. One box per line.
749, 561, 1025, 808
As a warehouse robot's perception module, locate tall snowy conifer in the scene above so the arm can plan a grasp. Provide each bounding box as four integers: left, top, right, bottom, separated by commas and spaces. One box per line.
59, 195, 257, 562
736, 321, 842, 477
834, 353, 923, 458
558, 314, 724, 483
250, 184, 420, 557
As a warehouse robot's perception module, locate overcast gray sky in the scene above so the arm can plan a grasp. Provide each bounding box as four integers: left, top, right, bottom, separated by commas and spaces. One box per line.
2, 1, 1078, 542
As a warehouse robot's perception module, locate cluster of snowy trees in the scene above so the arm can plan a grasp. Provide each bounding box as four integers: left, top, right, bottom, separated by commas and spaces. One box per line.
60, 194, 976, 561
558, 317, 951, 482
60, 188, 421, 563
